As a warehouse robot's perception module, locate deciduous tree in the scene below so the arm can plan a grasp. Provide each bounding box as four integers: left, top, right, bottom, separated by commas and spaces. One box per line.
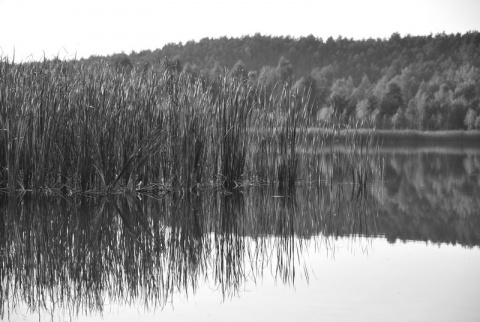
380, 83, 404, 116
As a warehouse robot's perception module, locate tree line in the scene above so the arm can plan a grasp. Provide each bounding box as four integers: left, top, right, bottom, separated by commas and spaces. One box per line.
93, 32, 480, 130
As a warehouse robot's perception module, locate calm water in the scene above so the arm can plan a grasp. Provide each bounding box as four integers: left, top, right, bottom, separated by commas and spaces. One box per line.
1, 146, 480, 322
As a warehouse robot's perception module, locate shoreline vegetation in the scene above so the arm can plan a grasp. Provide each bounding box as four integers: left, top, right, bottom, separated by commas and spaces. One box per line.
0, 57, 381, 197
314, 128, 480, 144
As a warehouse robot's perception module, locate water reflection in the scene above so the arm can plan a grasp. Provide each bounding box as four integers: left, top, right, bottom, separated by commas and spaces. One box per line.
377, 149, 480, 245
0, 179, 375, 319
1, 147, 480, 320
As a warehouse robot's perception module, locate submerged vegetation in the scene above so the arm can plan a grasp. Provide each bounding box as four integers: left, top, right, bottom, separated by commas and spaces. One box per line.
0, 57, 379, 195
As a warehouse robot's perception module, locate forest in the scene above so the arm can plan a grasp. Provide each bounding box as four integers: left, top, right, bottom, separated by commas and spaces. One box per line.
96, 31, 480, 131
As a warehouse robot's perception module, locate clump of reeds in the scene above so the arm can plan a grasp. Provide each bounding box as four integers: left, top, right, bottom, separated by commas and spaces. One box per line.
0, 56, 378, 196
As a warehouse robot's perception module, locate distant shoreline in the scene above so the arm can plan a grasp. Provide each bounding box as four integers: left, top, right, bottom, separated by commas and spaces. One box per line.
307, 129, 480, 146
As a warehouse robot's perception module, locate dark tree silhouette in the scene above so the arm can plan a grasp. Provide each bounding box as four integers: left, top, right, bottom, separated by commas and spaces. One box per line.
381, 83, 404, 116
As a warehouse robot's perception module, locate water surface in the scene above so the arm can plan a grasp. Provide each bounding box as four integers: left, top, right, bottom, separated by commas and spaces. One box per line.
1, 145, 480, 321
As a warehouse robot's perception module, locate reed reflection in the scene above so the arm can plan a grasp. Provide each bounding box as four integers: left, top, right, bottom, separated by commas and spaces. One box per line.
0, 178, 376, 319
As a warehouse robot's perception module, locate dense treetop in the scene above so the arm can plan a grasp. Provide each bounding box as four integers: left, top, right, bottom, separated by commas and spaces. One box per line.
121, 32, 480, 80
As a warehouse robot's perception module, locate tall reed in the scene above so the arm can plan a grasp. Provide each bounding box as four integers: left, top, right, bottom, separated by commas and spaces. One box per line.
0, 56, 377, 195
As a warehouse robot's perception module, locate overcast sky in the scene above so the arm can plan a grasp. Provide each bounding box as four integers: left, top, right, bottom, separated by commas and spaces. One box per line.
1, 0, 479, 61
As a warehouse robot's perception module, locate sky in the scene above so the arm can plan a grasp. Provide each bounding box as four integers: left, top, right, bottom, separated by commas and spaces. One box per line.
1, 0, 479, 61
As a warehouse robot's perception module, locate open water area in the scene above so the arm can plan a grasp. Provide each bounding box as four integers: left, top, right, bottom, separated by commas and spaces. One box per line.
1, 143, 480, 322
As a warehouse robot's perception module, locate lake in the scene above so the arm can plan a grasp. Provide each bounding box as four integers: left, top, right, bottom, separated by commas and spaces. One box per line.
1, 144, 480, 322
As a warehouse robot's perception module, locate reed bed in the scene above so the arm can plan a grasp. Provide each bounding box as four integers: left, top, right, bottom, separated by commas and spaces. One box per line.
0, 57, 377, 196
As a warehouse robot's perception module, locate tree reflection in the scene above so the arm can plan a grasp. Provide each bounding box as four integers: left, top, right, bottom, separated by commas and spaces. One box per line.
375, 151, 480, 245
